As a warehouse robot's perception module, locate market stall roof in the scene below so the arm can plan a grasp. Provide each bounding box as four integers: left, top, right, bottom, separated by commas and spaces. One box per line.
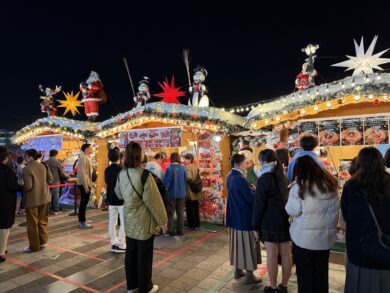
246, 72, 390, 130
97, 102, 247, 138
13, 116, 99, 144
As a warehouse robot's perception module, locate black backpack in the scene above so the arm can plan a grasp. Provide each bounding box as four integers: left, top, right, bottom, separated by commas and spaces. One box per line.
141, 169, 168, 206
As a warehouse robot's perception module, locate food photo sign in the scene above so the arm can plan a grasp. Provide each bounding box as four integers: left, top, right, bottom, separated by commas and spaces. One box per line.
119, 127, 182, 149
297, 114, 390, 147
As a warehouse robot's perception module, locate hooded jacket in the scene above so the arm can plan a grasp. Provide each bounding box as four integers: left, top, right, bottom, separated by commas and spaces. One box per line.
286, 182, 340, 250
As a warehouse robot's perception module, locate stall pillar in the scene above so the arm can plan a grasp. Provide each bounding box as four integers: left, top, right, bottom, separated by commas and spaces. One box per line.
280, 127, 288, 144
220, 134, 231, 197
96, 139, 109, 204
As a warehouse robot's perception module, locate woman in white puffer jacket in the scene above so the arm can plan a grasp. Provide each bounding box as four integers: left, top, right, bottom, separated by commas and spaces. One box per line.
286, 155, 339, 293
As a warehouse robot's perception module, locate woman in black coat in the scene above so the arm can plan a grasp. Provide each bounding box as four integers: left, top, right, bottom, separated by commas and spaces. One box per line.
0, 146, 19, 262
252, 149, 292, 293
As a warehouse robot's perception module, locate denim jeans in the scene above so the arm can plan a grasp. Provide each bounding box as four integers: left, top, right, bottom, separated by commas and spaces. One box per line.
50, 187, 60, 212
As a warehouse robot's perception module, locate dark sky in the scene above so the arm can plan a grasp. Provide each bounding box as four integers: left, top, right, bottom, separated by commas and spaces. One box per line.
1, 0, 390, 130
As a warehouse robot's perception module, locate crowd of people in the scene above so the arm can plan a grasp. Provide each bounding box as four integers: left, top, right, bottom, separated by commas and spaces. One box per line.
1, 135, 390, 293
226, 135, 390, 293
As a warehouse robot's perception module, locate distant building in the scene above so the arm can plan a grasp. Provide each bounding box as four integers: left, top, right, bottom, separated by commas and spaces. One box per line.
0, 129, 15, 147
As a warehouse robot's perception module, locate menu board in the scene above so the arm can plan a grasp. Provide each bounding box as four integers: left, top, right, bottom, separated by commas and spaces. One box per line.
119, 127, 182, 149
340, 118, 364, 146
319, 120, 340, 146
364, 116, 389, 145
298, 121, 318, 139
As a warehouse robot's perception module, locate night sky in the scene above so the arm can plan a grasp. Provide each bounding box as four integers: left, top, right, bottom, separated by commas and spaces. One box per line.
1, 1, 390, 130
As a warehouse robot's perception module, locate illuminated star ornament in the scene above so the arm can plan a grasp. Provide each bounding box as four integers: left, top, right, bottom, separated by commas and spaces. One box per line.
154, 76, 186, 104
58, 91, 83, 116
332, 35, 390, 75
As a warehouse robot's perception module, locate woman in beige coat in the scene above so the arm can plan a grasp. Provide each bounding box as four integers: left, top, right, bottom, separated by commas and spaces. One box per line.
115, 142, 167, 293
184, 154, 202, 229
22, 149, 53, 253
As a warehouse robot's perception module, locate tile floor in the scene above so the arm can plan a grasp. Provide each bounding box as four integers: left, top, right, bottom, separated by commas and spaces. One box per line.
0, 209, 346, 293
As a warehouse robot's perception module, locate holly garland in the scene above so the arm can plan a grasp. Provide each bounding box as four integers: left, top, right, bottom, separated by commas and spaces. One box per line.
246, 82, 390, 128
100, 107, 246, 134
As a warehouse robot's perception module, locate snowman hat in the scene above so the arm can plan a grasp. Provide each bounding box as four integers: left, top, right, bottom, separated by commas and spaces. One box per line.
194, 66, 208, 77
139, 76, 150, 85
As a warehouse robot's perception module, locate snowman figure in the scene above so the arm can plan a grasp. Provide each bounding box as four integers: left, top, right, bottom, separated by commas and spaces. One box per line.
188, 66, 209, 107
133, 77, 151, 108
295, 62, 318, 91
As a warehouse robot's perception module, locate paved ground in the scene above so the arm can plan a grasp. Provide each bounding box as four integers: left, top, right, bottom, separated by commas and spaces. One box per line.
0, 209, 346, 293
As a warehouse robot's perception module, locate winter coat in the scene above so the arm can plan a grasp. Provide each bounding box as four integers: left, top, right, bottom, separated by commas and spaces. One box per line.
252, 164, 290, 238
22, 160, 53, 208
0, 163, 19, 229
104, 163, 123, 206
115, 167, 167, 240
226, 169, 255, 231
186, 163, 202, 201
287, 151, 325, 181
44, 157, 69, 185
76, 153, 93, 189
163, 163, 187, 200
285, 182, 340, 250
341, 178, 390, 270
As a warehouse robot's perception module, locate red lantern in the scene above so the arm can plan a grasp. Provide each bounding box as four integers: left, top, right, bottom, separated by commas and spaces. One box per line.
373, 99, 380, 105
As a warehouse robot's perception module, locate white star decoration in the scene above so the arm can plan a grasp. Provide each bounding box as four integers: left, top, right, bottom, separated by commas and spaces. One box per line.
332, 35, 390, 75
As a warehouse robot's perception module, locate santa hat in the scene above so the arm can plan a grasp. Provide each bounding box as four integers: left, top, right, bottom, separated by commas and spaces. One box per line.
194, 66, 208, 77
86, 71, 102, 85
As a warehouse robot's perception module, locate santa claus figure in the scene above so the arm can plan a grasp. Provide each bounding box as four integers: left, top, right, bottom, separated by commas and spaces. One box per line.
189, 66, 209, 107
80, 71, 107, 121
295, 62, 318, 91
39, 84, 61, 117
133, 77, 151, 108
238, 139, 259, 186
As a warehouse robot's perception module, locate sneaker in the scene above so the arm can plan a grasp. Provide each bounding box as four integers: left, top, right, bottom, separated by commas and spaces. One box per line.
23, 246, 32, 253
40, 244, 47, 249
79, 222, 93, 229
0, 256, 5, 263
127, 289, 138, 293
149, 285, 159, 293
111, 245, 126, 253
50, 211, 62, 215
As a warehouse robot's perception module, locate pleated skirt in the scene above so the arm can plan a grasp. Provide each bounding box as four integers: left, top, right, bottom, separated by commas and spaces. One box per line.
344, 260, 390, 293
229, 228, 258, 271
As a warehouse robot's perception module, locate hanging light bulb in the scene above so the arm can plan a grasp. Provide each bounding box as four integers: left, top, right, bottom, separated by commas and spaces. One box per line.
252, 123, 258, 129
326, 102, 332, 108
383, 95, 388, 100
314, 105, 319, 111
354, 95, 360, 101
264, 119, 270, 124
275, 116, 281, 121
300, 109, 306, 114
368, 94, 374, 100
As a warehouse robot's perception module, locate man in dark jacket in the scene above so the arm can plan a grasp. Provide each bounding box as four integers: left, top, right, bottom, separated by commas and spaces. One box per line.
104, 148, 125, 253
0, 147, 19, 262
45, 150, 69, 214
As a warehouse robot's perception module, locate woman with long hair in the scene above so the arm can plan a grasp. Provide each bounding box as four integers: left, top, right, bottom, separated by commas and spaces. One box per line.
252, 149, 291, 293
226, 154, 262, 285
342, 147, 390, 292
286, 155, 339, 293
115, 142, 167, 293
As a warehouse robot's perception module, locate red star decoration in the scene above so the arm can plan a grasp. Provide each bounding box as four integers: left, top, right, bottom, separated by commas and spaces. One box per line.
154, 76, 186, 104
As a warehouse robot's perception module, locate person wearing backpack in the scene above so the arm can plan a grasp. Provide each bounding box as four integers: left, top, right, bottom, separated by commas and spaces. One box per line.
115, 142, 167, 293
163, 152, 187, 236
105, 148, 126, 254
184, 153, 202, 229
342, 147, 390, 293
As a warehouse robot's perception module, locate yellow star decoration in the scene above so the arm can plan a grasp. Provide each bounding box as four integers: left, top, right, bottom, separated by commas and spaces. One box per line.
58, 91, 83, 116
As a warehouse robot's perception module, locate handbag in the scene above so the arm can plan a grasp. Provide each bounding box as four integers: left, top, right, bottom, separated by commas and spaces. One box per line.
360, 201, 390, 264
188, 169, 203, 194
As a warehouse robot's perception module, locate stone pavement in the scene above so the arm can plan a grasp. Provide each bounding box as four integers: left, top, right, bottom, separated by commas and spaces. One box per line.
0, 209, 346, 293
